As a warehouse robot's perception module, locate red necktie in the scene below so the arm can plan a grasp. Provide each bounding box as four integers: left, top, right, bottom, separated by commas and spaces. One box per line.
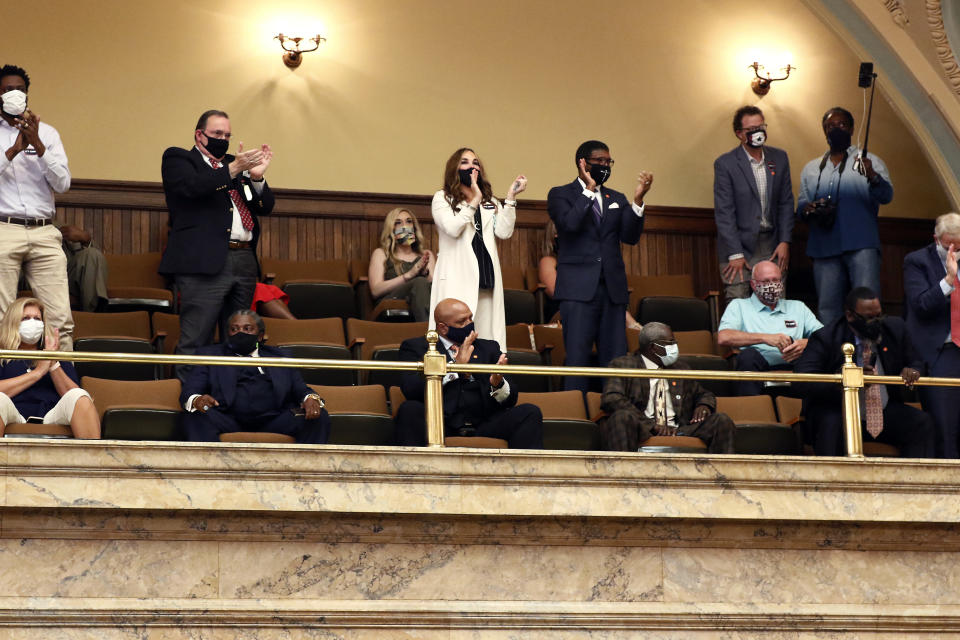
862, 341, 884, 438
210, 158, 255, 231
952, 287, 960, 348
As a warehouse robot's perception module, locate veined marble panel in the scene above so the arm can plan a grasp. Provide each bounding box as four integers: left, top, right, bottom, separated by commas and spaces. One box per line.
4, 440, 960, 524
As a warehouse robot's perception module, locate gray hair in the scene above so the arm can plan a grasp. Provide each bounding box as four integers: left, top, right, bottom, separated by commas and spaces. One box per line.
228, 308, 265, 334
935, 212, 960, 238
635, 322, 672, 354
750, 260, 780, 280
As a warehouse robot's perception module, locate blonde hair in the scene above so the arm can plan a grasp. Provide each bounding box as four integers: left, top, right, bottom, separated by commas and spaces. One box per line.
0, 297, 56, 362
379, 207, 427, 275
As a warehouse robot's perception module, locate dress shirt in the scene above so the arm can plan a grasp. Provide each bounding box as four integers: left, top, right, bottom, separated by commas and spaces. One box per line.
576, 178, 644, 217
0, 118, 71, 218
718, 294, 823, 366
438, 335, 511, 402
797, 145, 892, 257
639, 354, 676, 427
194, 145, 265, 242
744, 146, 770, 228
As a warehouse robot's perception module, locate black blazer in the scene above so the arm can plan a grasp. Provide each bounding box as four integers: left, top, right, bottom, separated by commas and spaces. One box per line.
159, 146, 275, 277
794, 316, 923, 406
399, 336, 518, 423
546, 179, 643, 304
180, 343, 312, 412
903, 243, 951, 367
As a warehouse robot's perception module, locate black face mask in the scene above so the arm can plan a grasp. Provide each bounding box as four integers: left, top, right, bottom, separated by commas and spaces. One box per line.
227, 331, 259, 355
201, 134, 229, 159
444, 321, 475, 345
588, 163, 611, 186
458, 168, 476, 186
826, 128, 852, 152
850, 313, 883, 341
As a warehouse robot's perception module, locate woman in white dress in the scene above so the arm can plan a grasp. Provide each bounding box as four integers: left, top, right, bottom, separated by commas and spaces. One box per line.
428, 147, 526, 351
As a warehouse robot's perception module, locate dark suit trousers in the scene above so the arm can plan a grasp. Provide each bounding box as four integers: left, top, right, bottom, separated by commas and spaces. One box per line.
175, 248, 258, 382
735, 347, 795, 397
183, 406, 330, 444
561, 278, 627, 394
603, 408, 736, 453
395, 400, 543, 448
920, 343, 960, 458
807, 401, 935, 458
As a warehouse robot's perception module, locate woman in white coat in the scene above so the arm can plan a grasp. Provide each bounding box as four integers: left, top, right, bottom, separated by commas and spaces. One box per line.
428, 147, 527, 351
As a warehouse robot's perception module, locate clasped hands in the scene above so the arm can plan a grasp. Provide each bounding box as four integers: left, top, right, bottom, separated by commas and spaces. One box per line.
451, 332, 508, 388
228, 142, 273, 180
6, 110, 44, 159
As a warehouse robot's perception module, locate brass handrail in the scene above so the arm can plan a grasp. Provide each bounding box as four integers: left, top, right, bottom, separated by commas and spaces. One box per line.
3, 333, 959, 458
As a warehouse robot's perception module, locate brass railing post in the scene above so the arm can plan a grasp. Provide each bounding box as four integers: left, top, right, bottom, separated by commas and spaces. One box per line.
422, 330, 447, 447
840, 342, 864, 458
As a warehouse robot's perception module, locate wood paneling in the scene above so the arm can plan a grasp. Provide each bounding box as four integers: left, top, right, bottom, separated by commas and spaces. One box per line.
56, 180, 931, 305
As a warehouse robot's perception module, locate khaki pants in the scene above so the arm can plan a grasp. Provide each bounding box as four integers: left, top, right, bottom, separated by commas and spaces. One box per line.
0, 223, 73, 350
0, 387, 90, 427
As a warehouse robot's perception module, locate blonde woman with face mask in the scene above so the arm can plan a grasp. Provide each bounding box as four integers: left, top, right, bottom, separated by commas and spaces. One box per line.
0, 297, 100, 438
367, 207, 434, 322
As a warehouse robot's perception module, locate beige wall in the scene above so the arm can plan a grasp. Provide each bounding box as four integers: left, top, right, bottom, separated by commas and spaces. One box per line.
5, 0, 949, 218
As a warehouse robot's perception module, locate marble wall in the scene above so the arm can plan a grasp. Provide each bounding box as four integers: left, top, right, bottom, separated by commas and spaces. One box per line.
3, 440, 960, 637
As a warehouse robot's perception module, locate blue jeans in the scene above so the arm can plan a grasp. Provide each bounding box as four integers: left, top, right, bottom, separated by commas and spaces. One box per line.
812, 248, 881, 324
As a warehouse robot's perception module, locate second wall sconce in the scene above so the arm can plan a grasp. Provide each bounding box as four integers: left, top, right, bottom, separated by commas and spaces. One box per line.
749, 61, 794, 95
275, 33, 326, 68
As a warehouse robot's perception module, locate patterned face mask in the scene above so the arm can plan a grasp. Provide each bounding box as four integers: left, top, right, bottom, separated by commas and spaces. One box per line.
753, 280, 784, 306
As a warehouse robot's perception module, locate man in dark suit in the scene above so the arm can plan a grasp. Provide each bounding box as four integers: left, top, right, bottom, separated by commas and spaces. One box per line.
547, 140, 653, 393
395, 297, 543, 448
903, 212, 960, 457
600, 322, 736, 453
181, 309, 329, 443
159, 109, 275, 381
713, 105, 794, 300
794, 287, 934, 457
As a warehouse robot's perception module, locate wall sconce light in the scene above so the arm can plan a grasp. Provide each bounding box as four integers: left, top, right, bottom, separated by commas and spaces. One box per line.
275, 33, 326, 68
749, 61, 794, 96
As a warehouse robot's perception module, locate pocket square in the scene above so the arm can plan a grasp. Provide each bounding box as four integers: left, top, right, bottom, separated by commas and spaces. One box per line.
608, 202, 620, 209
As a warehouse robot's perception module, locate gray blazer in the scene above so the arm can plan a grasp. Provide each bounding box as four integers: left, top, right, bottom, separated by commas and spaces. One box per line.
713, 144, 794, 262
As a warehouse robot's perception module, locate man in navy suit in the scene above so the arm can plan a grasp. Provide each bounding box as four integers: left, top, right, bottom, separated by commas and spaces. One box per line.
904, 212, 960, 457
713, 106, 794, 300
547, 140, 653, 393
794, 287, 934, 457
159, 109, 275, 381
395, 298, 543, 448
181, 309, 329, 443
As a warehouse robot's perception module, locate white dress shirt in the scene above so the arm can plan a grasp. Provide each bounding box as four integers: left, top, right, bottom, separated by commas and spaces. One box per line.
194, 145, 265, 242
0, 118, 71, 218
577, 177, 645, 217
640, 354, 676, 427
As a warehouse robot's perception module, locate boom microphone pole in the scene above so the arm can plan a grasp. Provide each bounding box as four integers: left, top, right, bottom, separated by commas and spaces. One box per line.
854, 62, 877, 175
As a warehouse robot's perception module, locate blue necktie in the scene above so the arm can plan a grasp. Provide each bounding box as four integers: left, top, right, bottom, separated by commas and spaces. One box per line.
592, 194, 603, 225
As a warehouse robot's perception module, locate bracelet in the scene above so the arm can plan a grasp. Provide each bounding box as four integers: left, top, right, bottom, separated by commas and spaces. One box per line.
504, 199, 517, 207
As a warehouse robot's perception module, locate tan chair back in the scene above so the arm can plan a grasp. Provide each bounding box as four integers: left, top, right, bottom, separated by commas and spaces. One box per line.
151, 312, 180, 354
716, 395, 777, 424
346, 319, 428, 361
73, 310, 152, 340
81, 377, 182, 419
775, 396, 803, 425
505, 323, 534, 350
264, 317, 346, 346
308, 384, 389, 415
104, 253, 167, 288
261, 258, 350, 285
517, 390, 586, 420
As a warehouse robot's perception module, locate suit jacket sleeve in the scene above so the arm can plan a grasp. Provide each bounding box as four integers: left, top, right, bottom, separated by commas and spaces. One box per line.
246, 176, 275, 217
161, 148, 231, 200
774, 153, 795, 245
713, 156, 743, 259
180, 349, 214, 406
399, 338, 426, 402
793, 326, 842, 404
547, 183, 593, 233
601, 355, 643, 416
618, 192, 644, 245
904, 251, 948, 321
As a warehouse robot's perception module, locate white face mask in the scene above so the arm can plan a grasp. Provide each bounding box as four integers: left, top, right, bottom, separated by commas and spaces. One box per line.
1, 90, 27, 117
659, 343, 680, 367
19, 318, 44, 345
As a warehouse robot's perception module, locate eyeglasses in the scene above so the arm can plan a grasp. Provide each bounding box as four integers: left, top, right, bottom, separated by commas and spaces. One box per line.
203, 130, 232, 139
586, 157, 614, 166
653, 340, 677, 347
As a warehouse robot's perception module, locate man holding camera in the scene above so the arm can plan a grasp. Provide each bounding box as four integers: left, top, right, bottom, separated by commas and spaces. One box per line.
797, 107, 893, 324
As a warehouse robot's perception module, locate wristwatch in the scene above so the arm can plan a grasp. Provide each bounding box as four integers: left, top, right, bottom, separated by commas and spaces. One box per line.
304, 393, 324, 408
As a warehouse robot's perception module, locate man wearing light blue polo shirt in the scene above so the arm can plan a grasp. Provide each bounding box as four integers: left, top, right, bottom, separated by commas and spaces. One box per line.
718, 260, 823, 396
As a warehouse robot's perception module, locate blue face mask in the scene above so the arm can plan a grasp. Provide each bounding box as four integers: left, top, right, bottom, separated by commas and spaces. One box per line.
444, 321, 475, 345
